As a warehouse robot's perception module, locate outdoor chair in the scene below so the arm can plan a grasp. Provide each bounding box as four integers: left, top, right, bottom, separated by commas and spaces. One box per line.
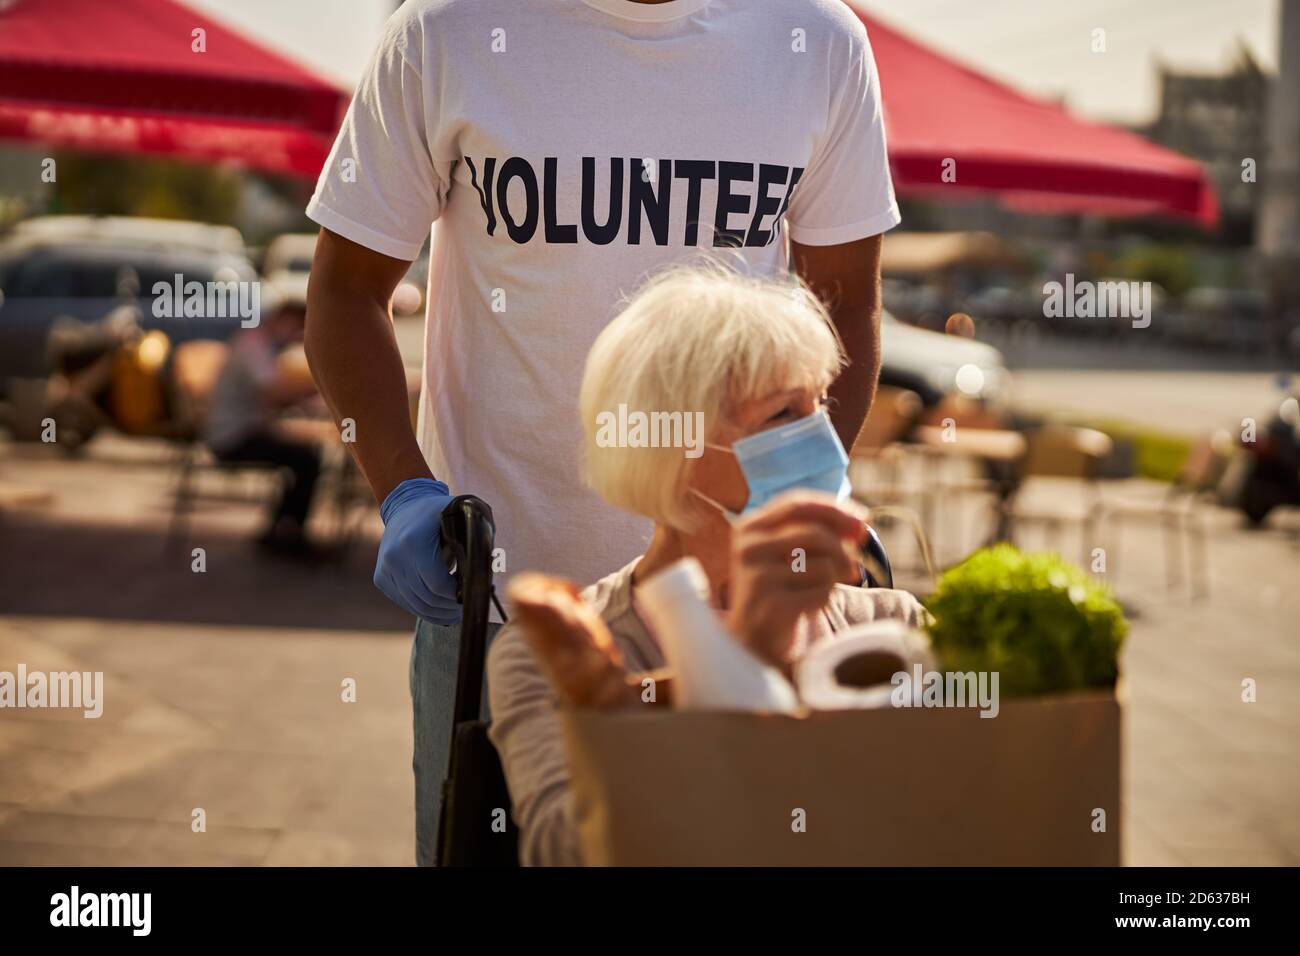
1101, 437, 1227, 598
1001, 424, 1113, 569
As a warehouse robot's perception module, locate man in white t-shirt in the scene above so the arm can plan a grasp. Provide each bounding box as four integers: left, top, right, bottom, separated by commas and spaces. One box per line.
304, 0, 899, 865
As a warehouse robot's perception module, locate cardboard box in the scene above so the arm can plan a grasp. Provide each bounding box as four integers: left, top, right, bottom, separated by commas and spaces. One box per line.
562, 691, 1120, 866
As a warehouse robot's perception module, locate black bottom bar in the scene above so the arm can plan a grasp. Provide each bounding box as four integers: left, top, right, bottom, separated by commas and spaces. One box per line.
1, 866, 1289, 941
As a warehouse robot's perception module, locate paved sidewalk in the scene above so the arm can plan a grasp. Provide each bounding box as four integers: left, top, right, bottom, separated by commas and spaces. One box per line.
1010, 369, 1287, 437
0, 437, 416, 865
0, 616, 412, 865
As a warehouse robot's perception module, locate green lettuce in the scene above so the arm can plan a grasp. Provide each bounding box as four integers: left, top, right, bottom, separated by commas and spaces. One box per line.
924, 545, 1127, 697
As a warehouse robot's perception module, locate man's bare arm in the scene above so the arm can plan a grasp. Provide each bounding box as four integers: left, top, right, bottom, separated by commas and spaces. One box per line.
791, 233, 885, 451
304, 227, 432, 503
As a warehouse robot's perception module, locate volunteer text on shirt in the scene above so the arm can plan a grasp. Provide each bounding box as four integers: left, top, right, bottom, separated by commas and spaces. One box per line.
466, 157, 803, 247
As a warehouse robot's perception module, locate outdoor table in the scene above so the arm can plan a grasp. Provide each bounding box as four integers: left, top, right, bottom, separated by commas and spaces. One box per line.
911, 425, 1028, 546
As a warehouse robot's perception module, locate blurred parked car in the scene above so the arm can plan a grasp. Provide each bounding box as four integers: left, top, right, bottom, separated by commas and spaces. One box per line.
881, 278, 950, 330
262, 230, 425, 318
879, 310, 1010, 408
261, 232, 316, 308
964, 285, 1040, 328
1183, 287, 1269, 352
262, 232, 317, 277
0, 216, 257, 396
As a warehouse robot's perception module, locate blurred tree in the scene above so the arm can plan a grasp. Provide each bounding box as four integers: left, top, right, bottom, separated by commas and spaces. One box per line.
49, 152, 243, 225
1116, 244, 1198, 298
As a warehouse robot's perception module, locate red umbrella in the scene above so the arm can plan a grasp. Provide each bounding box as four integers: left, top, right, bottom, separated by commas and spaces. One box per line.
0, 0, 346, 179
853, 4, 1219, 227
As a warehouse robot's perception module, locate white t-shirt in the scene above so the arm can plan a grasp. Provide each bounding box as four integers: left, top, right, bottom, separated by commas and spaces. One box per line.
307, 0, 899, 589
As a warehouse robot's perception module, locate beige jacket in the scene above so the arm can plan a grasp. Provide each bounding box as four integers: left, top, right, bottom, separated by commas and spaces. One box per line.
486, 558, 929, 866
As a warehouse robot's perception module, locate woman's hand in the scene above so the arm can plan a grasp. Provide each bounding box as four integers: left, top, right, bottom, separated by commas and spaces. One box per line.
725, 491, 869, 669
508, 573, 642, 709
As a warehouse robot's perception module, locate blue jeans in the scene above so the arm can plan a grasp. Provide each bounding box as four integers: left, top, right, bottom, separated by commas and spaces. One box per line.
410, 617, 501, 867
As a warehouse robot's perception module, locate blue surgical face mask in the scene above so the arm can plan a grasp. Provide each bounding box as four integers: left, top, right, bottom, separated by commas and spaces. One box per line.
692, 407, 852, 523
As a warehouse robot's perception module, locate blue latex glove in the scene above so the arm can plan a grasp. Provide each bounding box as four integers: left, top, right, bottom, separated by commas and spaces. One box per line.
374, 477, 461, 625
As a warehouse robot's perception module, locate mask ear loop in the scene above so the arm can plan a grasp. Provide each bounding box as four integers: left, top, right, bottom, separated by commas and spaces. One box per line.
689, 487, 739, 525
863, 504, 938, 589
694, 440, 742, 523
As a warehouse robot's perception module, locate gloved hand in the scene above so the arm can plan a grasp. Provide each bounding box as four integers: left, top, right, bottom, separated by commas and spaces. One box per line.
374, 477, 461, 625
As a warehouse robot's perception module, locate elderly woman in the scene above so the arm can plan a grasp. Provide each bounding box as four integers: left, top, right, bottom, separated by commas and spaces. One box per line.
487, 264, 928, 866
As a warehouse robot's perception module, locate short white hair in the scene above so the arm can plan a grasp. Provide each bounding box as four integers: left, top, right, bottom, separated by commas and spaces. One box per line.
578, 261, 845, 531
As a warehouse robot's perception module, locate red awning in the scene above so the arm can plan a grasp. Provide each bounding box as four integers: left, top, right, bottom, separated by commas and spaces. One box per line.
852, 3, 1219, 227
0, 0, 346, 180
0, 0, 1218, 222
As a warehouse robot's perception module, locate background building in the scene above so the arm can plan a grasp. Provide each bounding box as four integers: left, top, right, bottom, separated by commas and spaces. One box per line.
1142, 45, 1269, 245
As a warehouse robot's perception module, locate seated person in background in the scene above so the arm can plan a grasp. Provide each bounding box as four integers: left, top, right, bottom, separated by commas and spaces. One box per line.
487, 265, 929, 866
204, 293, 322, 554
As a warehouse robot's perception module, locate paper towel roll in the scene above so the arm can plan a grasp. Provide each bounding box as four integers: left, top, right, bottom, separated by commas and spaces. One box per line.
796, 619, 935, 711
635, 558, 799, 714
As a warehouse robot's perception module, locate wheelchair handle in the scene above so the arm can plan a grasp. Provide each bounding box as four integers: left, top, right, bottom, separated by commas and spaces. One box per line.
439, 495, 498, 726
861, 524, 894, 589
